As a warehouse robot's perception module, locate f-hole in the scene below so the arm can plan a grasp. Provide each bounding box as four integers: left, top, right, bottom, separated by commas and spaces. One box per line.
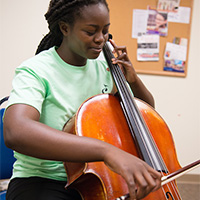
166, 192, 175, 200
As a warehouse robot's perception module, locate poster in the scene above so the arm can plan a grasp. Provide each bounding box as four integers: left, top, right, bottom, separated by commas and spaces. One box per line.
163, 40, 187, 73
146, 7, 168, 36
137, 34, 160, 61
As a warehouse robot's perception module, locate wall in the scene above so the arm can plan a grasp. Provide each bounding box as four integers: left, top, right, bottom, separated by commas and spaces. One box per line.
0, 0, 199, 174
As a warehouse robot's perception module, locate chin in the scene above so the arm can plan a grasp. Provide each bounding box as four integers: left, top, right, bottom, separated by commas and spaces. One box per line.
88, 53, 101, 60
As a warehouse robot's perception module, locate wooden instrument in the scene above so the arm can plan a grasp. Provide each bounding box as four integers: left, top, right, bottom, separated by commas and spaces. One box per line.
63, 39, 199, 199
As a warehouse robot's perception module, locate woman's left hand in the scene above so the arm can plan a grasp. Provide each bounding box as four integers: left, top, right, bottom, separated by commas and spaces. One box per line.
108, 39, 155, 108
109, 39, 137, 84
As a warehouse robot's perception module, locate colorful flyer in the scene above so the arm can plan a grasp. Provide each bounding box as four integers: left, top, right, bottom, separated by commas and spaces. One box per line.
146, 7, 168, 36
163, 41, 187, 73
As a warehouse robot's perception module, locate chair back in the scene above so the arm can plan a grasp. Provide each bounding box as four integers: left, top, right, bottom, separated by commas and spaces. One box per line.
0, 96, 16, 179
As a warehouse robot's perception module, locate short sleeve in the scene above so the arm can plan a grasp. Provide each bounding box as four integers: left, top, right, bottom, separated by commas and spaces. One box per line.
6, 66, 46, 113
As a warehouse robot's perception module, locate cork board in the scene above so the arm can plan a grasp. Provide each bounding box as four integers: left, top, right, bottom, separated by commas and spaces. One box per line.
107, 0, 193, 77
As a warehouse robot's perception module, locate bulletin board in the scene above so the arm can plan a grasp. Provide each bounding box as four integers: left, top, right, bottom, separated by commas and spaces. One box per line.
106, 0, 193, 77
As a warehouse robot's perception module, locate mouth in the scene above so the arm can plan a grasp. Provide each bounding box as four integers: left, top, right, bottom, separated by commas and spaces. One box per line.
90, 47, 103, 54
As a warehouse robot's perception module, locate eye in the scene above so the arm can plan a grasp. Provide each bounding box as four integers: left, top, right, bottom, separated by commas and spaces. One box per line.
102, 27, 109, 35
86, 31, 95, 36
84, 29, 96, 36
103, 30, 109, 36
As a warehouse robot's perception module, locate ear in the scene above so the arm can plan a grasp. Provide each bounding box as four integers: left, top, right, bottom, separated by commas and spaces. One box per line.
59, 21, 69, 36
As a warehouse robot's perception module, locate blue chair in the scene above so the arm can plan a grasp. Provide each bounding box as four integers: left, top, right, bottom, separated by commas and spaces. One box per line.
0, 96, 16, 199
0, 191, 6, 200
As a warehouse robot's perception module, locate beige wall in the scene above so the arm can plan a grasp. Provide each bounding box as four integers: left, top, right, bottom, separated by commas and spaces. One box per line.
1, 0, 199, 175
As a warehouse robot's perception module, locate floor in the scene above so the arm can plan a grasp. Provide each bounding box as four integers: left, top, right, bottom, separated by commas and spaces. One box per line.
177, 176, 200, 200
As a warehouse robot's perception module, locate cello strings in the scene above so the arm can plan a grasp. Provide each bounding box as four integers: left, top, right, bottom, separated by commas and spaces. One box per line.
105, 42, 173, 174
107, 44, 165, 169
104, 43, 181, 200
113, 64, 181, 200
109, 56, 170, 200
104, 42, 165, 170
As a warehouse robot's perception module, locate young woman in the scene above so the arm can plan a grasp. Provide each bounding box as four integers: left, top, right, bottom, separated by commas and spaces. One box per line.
4, 0, 161, 199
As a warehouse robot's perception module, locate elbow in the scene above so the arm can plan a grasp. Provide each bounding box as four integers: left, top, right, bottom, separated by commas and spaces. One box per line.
146, 92, 155, 108
3, 122, 18, 150
151, 97, 155, 109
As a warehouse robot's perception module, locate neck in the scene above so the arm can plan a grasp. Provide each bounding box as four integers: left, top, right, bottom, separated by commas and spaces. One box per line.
56, 44, 87, 67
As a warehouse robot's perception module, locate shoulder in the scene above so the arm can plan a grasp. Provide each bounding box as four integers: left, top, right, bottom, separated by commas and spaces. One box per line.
20, 47, 56, 69
14, 47, 59, 80
87, 58, 109, 72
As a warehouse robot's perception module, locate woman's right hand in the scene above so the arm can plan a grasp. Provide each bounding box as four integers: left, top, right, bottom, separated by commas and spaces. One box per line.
103, 146, 161, 200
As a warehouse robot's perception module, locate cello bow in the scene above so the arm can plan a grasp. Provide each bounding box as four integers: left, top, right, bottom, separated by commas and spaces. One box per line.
161, 159, 200, 186
116, 159, 200, 200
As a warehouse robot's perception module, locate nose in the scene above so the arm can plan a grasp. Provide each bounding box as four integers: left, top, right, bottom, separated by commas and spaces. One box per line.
94, 32, 105, 44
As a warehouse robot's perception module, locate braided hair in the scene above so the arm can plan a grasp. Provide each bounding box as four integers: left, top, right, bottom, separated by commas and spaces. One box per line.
35, 0, 109, 55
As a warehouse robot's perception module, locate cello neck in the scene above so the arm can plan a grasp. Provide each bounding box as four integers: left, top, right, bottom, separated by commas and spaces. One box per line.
103, 41, 167, 172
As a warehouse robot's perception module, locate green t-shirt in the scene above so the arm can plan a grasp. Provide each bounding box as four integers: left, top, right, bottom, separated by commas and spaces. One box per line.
7, 46, 114, 181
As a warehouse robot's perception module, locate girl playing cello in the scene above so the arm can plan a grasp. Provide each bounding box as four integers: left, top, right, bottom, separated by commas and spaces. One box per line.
4, 1, 161, 199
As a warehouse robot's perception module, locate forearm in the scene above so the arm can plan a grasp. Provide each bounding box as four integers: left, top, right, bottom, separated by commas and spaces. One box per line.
129, 76, 155, 108
4, 108, 109, 162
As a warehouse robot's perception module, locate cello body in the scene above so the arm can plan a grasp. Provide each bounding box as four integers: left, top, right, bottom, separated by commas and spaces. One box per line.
63, 93, 182, 200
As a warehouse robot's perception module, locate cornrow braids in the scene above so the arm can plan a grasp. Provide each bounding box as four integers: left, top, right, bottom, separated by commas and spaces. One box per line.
35, 0, 109, 55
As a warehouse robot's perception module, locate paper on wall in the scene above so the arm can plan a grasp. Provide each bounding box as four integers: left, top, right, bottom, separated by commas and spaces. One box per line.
157, 0, 180, 12
168, 7, 191, 23
137, 34, 160, 61
164, 42, 187, 61
132, 9, 148, 38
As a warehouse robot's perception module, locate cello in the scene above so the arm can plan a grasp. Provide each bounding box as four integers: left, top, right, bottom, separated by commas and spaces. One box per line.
63, 38, 199, 199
